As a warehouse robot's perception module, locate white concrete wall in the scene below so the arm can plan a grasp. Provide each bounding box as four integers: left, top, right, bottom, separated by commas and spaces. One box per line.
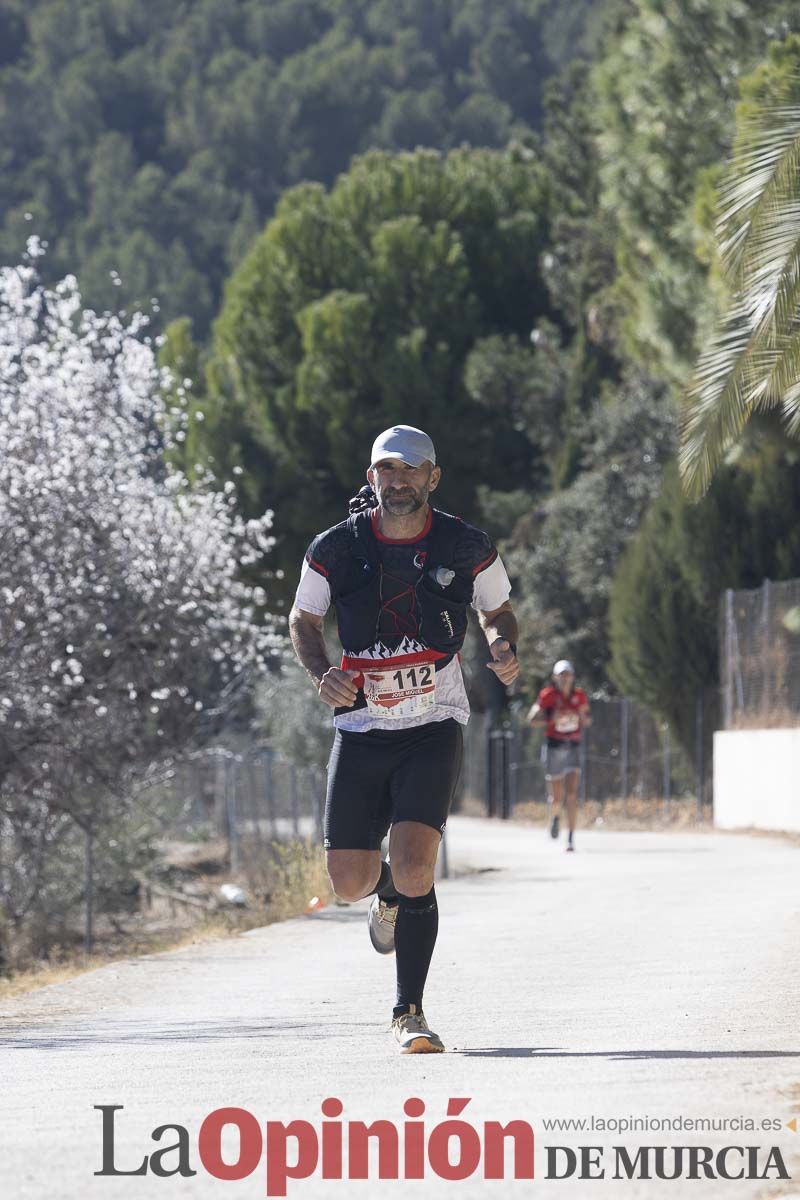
714, 728, 800, 831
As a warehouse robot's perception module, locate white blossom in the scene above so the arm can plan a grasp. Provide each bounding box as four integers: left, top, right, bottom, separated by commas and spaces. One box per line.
0, 253, 285, 933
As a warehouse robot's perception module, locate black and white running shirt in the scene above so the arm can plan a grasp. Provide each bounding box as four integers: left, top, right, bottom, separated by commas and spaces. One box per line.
293, 505, 512, 732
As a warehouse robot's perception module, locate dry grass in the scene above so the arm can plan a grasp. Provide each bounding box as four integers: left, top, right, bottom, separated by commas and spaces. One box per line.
511, 795, 713, 831
0, 917, 239, 1001
727, 708, 800, 731
0, 838, 333, 1002
722, 825, 800, 848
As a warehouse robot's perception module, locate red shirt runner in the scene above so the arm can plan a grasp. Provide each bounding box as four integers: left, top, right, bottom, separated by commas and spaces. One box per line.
537, 684, 588, 743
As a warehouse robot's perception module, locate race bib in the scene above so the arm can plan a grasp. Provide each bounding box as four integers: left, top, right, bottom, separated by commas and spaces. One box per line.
362, 662, 436, 719
554, 710, 580, 733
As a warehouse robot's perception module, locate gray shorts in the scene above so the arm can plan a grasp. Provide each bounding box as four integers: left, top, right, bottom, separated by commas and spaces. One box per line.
542, 740, 581, 779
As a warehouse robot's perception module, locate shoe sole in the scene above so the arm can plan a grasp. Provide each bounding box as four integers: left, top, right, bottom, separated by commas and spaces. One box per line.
368, 900, 396, 955
369, 931, 395, 955
399, 1037, 445, 1054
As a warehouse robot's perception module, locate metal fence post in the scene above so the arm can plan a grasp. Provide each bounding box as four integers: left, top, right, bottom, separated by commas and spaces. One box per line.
214, 749, 227, 838
695, 692, 704, 817
290, 764, 299, 836
620, 697, 629, 813
734, 639, 745, 713
662, 723, 671, 815
263, 748, 275, 838
761, 578, 770, 716
509, 714, 520, 813
584, 723, 593, 809
723, 588, 734, 728
84, 825, 94, 954
485, 723, 495, 817
729, 597, 745, 715
226, 756, 239, 874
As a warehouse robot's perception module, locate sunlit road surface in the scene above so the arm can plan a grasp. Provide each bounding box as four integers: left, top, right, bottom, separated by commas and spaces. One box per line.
1, 814, 798, 1199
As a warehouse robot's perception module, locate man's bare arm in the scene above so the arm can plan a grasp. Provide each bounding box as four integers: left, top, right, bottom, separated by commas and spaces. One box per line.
476, 599, 519, 685
288, 605, 330, 687
288, 605, 358, 708
477, 599, 519, 651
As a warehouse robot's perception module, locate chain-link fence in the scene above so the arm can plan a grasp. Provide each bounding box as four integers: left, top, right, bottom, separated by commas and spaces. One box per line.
141, 744, 326, 867
460, 695, 712, 817
145, 738, 460, 892
720, 579, 800, 729
154, 693, 718, 857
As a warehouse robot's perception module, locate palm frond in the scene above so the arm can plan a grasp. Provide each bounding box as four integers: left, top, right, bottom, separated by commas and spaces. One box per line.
680, 89, 800, 494
680, 297, 769, 498
716, 105, 800, 287
758, 321, 800, 410
783, 380, 800, 437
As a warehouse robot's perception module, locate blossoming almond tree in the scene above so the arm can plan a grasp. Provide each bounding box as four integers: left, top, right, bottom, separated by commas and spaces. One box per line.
0, 240, 280, 962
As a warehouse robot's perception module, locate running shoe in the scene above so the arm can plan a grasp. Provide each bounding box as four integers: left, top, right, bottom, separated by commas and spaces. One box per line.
566, 836, 575, 853
550, 812, 560, 839
368, 894, 398, 955
391, 1004, 445, 1054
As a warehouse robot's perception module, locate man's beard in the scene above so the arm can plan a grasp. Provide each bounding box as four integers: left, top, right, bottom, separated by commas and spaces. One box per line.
380, 484, 427, 515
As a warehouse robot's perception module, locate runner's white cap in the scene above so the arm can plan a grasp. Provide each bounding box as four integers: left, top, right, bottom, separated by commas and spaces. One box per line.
370, 425, 436, 468
553, 659, 575, 675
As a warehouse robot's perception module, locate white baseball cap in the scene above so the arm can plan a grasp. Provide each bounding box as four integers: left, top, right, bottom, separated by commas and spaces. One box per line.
370, 425, 436, 468
553, 659, 575, 675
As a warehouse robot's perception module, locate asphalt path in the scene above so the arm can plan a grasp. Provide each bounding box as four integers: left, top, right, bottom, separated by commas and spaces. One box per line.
1, 815, 799, 1199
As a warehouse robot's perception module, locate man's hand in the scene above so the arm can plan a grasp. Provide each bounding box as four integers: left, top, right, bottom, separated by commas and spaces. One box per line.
486, 638, 519, 685
317, 666, 360, 709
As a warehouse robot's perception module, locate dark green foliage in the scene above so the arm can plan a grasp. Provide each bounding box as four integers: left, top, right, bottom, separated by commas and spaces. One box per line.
609, 454, 800, 755
503, 375, 677, 689
0, 0, 603, 334
535, 59, 624, 486
192, 147, 558, 608
592, 0, 800, 384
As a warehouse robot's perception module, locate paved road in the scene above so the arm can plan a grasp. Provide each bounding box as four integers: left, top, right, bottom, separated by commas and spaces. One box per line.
2, 817, 799, 1199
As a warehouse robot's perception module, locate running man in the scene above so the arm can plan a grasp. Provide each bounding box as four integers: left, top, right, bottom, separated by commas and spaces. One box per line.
289, 425, 519, 1053
527, 660, 590, 852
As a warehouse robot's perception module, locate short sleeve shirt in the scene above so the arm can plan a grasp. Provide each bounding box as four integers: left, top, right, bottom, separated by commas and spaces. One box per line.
537, 684, 588, 743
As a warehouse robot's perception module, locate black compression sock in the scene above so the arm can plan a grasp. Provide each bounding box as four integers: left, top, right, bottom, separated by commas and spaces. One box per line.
393, 885, 438, 1017
372, 859, 397, 902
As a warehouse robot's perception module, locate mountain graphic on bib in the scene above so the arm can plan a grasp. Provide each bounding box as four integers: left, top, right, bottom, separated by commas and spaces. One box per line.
343, 636, 427, 660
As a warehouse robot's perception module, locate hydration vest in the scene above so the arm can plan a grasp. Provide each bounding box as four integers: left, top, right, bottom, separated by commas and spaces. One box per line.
330, 506, 476, 715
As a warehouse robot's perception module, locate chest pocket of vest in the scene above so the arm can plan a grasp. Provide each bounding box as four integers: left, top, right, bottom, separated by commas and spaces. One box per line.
415, 569, 472, 650
333, 560, 382, 649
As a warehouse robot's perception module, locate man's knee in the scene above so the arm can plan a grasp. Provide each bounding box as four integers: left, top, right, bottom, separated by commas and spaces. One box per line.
326, 857, 376, 903
391, 860, 435, 898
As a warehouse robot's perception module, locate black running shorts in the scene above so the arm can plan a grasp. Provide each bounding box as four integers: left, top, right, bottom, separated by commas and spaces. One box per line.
323, 717, 464, 851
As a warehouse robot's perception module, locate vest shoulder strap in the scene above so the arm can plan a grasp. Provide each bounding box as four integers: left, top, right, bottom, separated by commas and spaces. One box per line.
345, 509, 379, 566
346, 506, 463, 568
425, 507, 463, 567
